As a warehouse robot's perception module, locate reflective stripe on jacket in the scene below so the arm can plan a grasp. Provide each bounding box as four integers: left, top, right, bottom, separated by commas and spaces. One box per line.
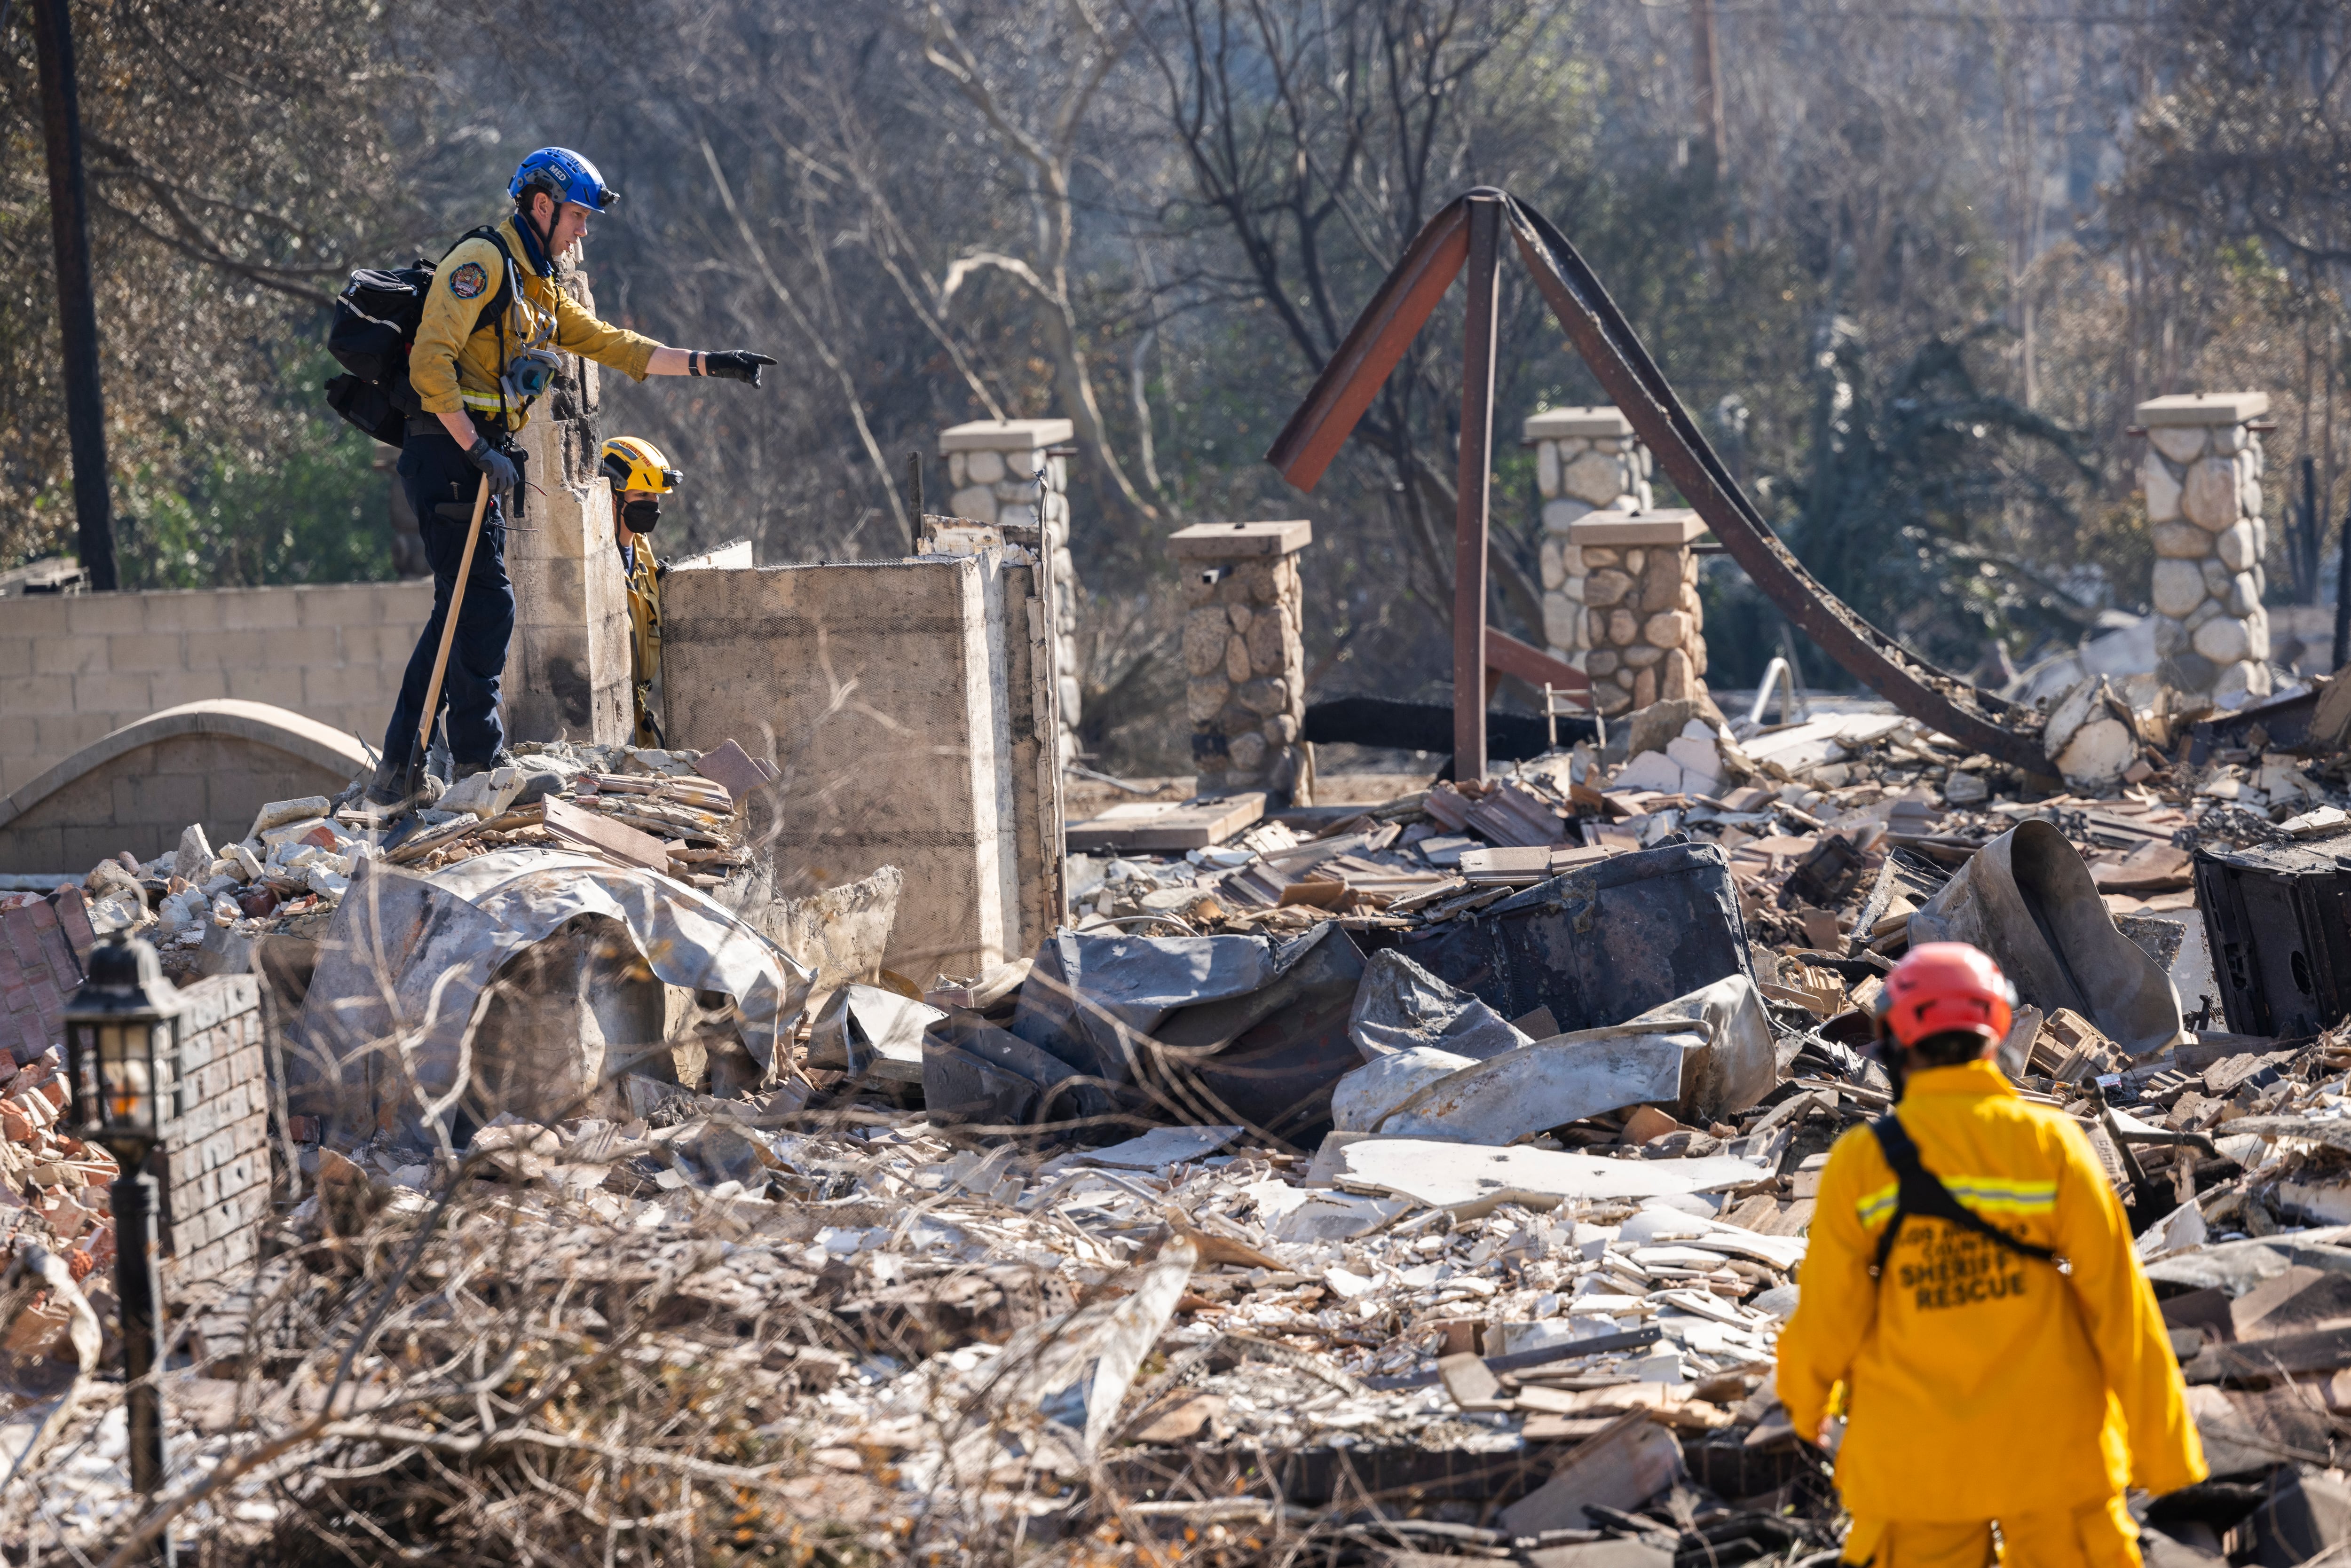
410, 216, 659, 431
1775, 1060, 2205, 1522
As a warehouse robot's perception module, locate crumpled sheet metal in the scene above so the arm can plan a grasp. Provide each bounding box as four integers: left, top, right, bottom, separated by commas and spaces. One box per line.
1336, 1023, 1696, 1139
289, 848, 811, 1147
1392, 841, 1755, 1036
950, 1236, 1197, 1462
1350, 949, 1530, 1062
934, 924, 1366, 1146
1332, 974, 1776, 1140
1629, 974, 1778, 1122
1909, 819, 2181, 1057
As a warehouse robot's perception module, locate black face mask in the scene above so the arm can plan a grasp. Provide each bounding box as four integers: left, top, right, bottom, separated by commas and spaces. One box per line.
621, 498, 661, 535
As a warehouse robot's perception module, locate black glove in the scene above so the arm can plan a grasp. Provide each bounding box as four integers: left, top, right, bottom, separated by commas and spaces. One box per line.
701, 350, 775, 387
465, 437, 520, 492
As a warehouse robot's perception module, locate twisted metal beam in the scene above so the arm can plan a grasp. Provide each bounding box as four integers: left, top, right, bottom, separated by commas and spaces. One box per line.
1266, 190, 2046, 773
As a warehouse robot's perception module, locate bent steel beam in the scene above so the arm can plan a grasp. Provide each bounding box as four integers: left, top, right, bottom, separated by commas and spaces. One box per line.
1266, 190, 2045, 774
1266, 200, 1470, 491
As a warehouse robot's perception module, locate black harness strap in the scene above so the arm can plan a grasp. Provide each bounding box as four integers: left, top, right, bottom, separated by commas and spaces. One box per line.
1868, 1113, 2059, 1279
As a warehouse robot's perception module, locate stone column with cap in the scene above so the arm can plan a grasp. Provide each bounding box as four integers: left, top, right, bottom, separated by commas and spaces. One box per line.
2137, 393, 2272, 708
1571, 512, 1710, 716
1174, 520, 1313, 804
941, 418, 1079, 762
1527, 406, 1655, 667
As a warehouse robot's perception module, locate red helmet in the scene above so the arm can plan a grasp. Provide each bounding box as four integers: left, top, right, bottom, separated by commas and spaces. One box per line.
1877, 942, 2015, 1049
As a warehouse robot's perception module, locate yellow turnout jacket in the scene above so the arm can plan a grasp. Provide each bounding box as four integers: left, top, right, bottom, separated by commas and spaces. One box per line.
1775, 1060, 2205, 1522
410, 216, 659, 431
622, 539, 663, 747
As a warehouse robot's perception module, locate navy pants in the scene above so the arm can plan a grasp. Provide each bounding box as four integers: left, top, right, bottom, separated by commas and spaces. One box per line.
382, 433, 513, 770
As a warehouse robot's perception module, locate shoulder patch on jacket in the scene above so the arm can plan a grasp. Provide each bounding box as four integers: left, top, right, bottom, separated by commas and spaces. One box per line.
448, 261, 489, 300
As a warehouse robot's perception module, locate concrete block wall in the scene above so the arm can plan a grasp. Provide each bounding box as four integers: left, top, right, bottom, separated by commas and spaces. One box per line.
663, 548, 1060, 981
0, 583, 429, 800
0, 726, 358, 876
160, 972, 271, 1290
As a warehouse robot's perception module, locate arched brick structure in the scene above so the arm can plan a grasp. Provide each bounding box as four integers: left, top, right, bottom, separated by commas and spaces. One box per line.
0, 700, 370, 875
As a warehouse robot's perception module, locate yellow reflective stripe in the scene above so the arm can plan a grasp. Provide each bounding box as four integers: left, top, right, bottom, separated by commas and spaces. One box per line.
459, 388, 509, 410
1945, 1179, 2058, 1216
1857, 1176, 2056, 1227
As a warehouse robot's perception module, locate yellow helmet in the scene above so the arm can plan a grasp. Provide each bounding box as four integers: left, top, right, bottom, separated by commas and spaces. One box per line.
600, 435, 682, 495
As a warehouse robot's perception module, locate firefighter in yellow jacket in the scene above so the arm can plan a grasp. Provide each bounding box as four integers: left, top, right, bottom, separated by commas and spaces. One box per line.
1776, 943, 2204, 1567
369, 148, 773, 808
600, 436, 679, 747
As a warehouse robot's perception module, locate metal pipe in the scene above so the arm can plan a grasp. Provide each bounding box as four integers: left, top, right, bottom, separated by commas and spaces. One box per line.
31, 0, 117, 591
1749, 655, 1805, 728
111, 1169, 174, 1563
1452, 193, 1504, 783
2335, 497, 2351, 672
906, 451, 923, 553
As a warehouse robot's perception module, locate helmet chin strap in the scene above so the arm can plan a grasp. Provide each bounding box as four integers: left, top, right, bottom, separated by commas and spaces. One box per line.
522, 191, 559, 274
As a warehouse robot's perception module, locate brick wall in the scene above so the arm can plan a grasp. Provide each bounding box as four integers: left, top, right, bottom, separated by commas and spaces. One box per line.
162, 973, 271, 1289
0, 582, 431, 802
0, 887, 94, 1066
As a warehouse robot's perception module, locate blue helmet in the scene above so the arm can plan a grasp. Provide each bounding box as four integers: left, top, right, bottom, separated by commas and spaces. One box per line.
509, 147, 619, 213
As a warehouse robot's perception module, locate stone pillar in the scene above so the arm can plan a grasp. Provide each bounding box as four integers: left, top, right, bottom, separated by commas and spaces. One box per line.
941, 418, 1080, 764
1570, 512, 1709, 718
505, 252, 631, 746
1526, 406, 1655, 667
2137, 393, 2273, 708
1173, 520, 1313, 804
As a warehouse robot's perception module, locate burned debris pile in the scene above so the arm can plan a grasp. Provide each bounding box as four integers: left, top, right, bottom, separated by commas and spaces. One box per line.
6, 684, 2351, 1564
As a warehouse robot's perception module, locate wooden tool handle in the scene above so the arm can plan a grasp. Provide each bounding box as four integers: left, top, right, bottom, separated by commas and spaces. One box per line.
415, 473, 494, 766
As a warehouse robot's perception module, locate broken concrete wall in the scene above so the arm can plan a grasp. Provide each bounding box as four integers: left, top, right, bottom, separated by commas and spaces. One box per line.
941, 418, 1080, 766
999, 555, 1069, 946
757, 865, 904, 1020
0, 583, 428, 802
505, 254, 632, 747
663, 549, 1058, 980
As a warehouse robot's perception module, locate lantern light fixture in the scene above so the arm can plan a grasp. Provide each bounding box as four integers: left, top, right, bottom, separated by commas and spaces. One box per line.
61, 935, 181, 1165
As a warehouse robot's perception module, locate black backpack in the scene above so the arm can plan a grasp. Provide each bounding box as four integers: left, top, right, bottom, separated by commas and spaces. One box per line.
1866, 1113, 2062, 1279
323, 226, 517, 447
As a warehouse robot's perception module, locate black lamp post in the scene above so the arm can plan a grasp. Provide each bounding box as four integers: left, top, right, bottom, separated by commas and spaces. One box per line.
62, 936, 180, 1561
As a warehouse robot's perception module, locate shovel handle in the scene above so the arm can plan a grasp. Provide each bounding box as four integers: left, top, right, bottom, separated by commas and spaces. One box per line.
415, 473, 495, 766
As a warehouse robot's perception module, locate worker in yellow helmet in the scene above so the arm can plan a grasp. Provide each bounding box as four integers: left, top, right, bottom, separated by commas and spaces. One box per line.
600, 436, 682, 747
1776, 942, 2204, 1567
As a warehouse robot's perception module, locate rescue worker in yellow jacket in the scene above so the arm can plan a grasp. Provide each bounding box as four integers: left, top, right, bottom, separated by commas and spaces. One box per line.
600, 436, 678, 747
368, 147, 773, 809
1776, 942, 2204, 1567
